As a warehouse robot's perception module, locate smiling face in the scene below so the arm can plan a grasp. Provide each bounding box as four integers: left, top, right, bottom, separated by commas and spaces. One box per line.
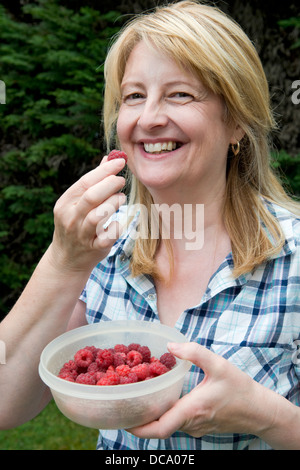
117, 41, 239, 202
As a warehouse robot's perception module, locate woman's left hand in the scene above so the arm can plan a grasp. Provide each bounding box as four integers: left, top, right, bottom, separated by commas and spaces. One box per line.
128, 341, 277, 440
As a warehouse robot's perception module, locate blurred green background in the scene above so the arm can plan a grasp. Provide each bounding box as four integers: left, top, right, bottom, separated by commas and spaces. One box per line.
0, 400, 99, 450
0, 0, 299, 450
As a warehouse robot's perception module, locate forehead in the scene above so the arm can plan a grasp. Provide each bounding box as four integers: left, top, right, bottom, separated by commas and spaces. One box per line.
121, 41, 200, 87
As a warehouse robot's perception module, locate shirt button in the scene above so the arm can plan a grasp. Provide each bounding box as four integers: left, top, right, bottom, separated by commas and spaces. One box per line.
147, 293, 156, 301
119, 254, 127, 263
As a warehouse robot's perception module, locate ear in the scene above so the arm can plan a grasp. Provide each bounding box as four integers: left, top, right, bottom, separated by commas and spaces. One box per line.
230, 124, 245, 145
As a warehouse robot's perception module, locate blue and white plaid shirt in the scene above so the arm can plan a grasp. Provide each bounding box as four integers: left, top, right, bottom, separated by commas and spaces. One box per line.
80, 201, 300, 450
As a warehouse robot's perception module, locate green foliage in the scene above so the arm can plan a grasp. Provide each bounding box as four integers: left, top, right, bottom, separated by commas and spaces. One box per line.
271, 150, 300, 198
0, 0, 124, 318
0, 399, 98, 449
278, 17, 300, 48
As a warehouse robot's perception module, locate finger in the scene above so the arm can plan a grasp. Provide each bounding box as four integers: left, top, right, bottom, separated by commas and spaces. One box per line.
167, 342, 225, 377
95, 220, 124, 249
100, 155, 109, 165
128, 344, 224, 440
79, 158, 126, 190
128, 397, 188, 439
95, 193, 127, 227
75, 174, 125, 220
81, 193, 126, 241
95, 193, 126, 237
58, 158, 126, 207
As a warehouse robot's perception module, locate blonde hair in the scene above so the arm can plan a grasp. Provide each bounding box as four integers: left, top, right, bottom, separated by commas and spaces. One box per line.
103, 0, 300, 279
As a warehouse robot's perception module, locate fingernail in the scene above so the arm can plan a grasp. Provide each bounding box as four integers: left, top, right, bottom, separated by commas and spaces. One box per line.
167, 342, 181, 352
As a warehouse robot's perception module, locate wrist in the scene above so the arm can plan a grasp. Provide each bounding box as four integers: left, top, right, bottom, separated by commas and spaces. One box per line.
44, 242, 95, 278
251, 382, 300, 449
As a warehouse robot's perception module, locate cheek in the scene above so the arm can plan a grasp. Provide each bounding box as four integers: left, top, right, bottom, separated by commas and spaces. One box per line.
116, 106, 136, 144
116, 114, 126, 143
116, 112, 136, 173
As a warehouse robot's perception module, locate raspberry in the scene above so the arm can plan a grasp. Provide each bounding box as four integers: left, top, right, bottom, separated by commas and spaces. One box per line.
160, 352, 176, 369
115, 364, 131, 377
119, 372, 138, 384
149, 361, 169, 376
96, 349, 114, 369
60, 360, 78, 372
58, 369, 77, 381
107, 150, 128, 163
84, 345, 99, 360
76, 373, 97, 385
95, 371, 106, 382
131, 363, 150, 381
137, 345, 151, 363
128, 343, 141, 351
74, 348, 94, 368
113, 352, 126, 367
126, 350, 143, 367
59, 373, 76, 382
87, 362, 100, 373
97, 371, 120, 386
114, 344, 129, 355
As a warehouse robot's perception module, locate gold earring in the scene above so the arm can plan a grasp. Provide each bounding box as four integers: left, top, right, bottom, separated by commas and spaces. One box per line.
231, 141, 240, 156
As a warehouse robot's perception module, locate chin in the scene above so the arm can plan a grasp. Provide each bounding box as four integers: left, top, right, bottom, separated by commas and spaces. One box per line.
141, 178, 178, 194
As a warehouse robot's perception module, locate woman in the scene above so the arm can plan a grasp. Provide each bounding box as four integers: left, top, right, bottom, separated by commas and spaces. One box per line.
1, 1, 300, 450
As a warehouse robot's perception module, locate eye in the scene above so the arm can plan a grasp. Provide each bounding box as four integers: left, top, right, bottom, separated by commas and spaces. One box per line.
173, 92, 192, 98
123, 92, 145, 104
128, 93, 144, 99
169, 92, 194, 103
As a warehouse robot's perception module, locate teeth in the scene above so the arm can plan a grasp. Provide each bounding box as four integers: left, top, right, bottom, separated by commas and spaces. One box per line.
144, 141, 177, 154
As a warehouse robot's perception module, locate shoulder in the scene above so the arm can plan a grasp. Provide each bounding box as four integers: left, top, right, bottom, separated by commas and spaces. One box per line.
264, 199, 300, 248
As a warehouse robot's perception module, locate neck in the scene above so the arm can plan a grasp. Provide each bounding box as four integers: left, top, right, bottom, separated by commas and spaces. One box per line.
148, 184, 226, 249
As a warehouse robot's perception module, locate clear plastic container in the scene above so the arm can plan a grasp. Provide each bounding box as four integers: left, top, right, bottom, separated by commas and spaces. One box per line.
39, 320, 191, 429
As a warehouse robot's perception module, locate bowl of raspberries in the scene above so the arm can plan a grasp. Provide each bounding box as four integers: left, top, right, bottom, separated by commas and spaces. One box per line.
39, 320, 191, 429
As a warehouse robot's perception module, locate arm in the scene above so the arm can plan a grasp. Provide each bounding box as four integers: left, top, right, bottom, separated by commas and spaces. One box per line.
129, 342, 300, 450
66, 300, 88, 331
0, 157, 126, 429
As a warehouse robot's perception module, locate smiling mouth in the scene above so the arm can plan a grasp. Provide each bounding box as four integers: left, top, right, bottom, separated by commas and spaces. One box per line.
143, 141, 182, 154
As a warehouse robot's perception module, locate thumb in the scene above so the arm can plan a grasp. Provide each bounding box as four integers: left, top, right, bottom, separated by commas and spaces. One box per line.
168, 341, 224, 376
100, 155, 109, 165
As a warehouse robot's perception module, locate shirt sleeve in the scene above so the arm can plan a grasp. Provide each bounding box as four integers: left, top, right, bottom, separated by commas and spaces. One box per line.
79, 287, 87, 303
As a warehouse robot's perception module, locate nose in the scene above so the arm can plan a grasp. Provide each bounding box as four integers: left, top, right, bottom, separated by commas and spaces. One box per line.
137, 97, 169, 131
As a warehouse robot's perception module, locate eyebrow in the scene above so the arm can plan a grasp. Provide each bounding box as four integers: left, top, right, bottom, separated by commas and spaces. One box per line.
121, 79, 202, 90
120, 81, 144, 90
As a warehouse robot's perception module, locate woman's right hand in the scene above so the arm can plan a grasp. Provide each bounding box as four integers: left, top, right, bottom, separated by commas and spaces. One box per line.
49, 156, 127, 273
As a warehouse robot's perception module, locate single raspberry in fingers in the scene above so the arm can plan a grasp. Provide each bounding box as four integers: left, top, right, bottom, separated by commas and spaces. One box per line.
107, 150, 128, 163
